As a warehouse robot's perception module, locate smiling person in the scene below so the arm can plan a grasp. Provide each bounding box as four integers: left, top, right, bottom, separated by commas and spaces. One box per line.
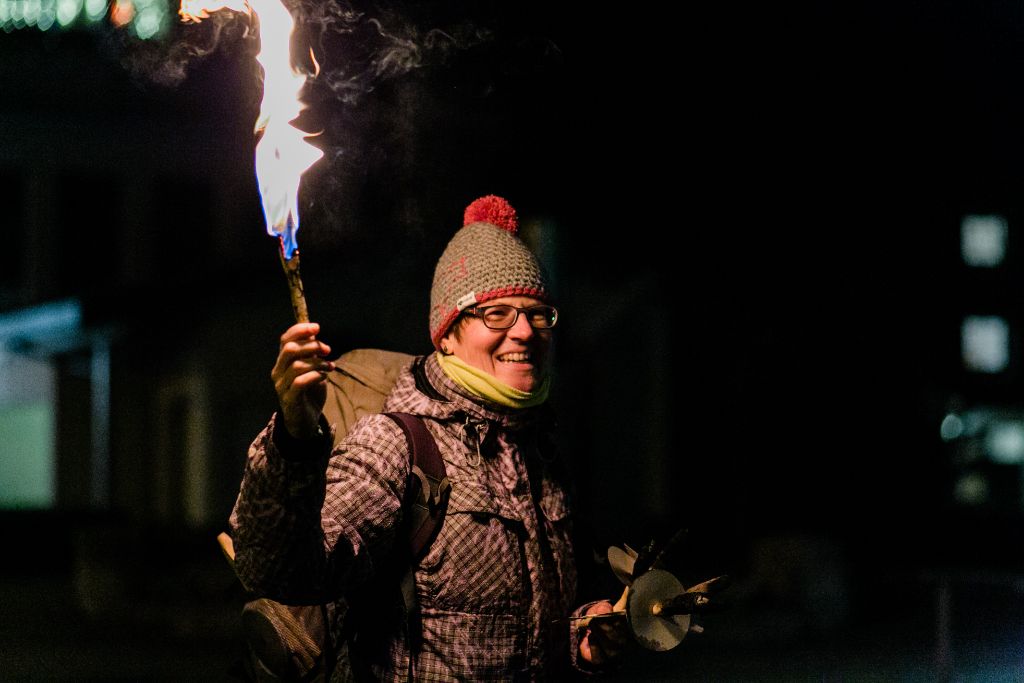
229, 196, 625, 680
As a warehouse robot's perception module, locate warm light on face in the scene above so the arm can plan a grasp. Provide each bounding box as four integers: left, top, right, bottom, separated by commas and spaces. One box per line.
443, 296, 553, 393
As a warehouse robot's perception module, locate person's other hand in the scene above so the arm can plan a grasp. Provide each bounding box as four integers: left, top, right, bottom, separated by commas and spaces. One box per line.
272, 322, 333, 439
578, 600, 628, 666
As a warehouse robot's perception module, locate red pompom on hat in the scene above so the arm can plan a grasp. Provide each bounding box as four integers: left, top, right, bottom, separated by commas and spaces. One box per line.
463, 195, 518, 234
429, 195, 549, 349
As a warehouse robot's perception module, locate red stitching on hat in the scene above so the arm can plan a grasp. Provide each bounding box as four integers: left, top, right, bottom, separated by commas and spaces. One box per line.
446, 255, 469, 281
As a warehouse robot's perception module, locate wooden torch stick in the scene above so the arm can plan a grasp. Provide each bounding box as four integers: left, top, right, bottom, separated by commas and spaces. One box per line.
278, 240, 310, 323
217, 531, 237, 566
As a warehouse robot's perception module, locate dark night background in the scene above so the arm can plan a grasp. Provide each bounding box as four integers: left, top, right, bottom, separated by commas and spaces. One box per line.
1, 1, 1023, 680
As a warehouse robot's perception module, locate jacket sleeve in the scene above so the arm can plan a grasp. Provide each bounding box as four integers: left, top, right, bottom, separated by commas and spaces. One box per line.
229, 412, 411, 603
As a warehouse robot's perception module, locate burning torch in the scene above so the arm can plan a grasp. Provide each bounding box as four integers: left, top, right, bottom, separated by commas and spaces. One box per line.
180, 0, 323, 323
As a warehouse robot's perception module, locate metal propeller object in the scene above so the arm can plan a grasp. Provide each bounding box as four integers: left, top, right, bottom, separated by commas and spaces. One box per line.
627, 568, 691, 651
607, 544, 638, 585
576, 529, 729, 652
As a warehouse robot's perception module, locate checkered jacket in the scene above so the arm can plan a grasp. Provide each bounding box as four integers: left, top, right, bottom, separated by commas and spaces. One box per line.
230, 353, 591, 680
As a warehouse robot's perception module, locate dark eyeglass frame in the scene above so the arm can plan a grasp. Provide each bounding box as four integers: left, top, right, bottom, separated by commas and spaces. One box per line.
465, 304, 559, 330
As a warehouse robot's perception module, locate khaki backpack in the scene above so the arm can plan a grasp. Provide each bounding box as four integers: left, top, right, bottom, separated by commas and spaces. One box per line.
321, 349, 415, 442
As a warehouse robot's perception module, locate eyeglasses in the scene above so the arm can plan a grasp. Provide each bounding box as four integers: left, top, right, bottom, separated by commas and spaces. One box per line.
466, 304, 559, 330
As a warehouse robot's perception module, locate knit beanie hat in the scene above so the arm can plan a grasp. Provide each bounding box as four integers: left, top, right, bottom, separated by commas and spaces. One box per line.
429, 195, 550, 349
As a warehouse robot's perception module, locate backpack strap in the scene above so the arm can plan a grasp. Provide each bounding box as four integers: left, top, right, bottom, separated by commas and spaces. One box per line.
384, 412, 451, 561
383, 412, 451, 660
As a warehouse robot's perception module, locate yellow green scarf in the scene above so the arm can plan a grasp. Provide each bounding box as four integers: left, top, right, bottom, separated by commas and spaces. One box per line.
436, 352, 550, 409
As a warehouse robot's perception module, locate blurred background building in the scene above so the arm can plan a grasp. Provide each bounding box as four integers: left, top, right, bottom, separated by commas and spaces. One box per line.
1, 1, 1023, 680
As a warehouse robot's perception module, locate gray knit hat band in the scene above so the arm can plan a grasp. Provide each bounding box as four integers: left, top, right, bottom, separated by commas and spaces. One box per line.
430, 201, 549, 348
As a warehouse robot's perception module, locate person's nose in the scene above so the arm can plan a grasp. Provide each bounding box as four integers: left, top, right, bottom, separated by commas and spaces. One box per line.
506, 310, 536, 341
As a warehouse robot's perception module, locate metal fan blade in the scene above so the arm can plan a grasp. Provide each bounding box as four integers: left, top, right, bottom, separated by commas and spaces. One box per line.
608, 546, 637, 586
627, 568, 691, 652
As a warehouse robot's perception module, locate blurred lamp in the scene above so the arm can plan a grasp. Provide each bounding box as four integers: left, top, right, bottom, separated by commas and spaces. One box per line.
962, 315, 1010, 373
953, 472, 989, 505
940, 413, 964, 441
961, 214, 1008, 267
985, 421, 1024, 465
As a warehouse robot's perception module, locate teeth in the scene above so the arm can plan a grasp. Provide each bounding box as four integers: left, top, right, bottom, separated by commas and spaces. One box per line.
498, 352, 531, 362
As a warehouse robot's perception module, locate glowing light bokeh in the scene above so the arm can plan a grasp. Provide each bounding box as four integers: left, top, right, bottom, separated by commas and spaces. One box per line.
1, 0, 162, 36
83, 0, 105, 22
10, 0, 25, 28
961, 214, 1007, 268
110, 0, 132, 26
36, 0, 55, 29
953, 472, 988, 505
985, 421, 1024, 465
23, 0, 40, 26
55, 0, 80, 25
962, 315, 1010, 374
940, 413, 964, 441
133, 5, 160, 37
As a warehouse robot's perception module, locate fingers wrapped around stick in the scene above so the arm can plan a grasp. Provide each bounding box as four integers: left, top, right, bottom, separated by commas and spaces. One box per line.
579, 600, 629, 666
272, 322, 334, 439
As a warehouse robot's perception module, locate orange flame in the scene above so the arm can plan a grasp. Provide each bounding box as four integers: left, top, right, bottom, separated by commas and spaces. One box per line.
180, 0, 323, 259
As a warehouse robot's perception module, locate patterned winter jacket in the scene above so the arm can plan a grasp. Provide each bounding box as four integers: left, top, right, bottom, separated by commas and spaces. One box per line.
230, 353, 591, 680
